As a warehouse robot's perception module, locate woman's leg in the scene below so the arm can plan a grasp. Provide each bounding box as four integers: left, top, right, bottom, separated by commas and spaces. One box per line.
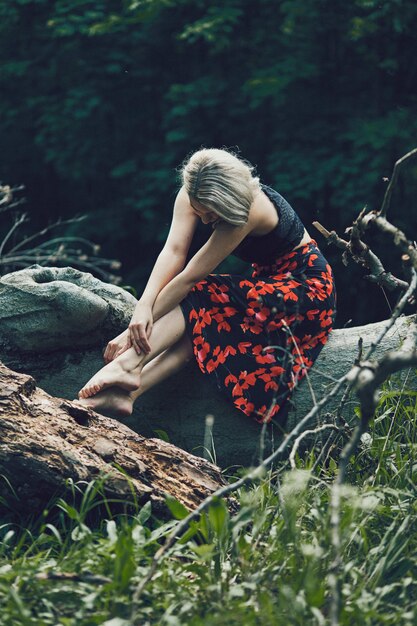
78, 306, 186, 398
77, 335, 193, 416
132, 335, 192, 399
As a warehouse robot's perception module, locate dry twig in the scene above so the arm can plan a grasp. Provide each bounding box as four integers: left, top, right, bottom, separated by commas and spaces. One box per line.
289, 423, 340, 469
0, 184, 122, 284
0, 184, 25, 212
312, 219, 408, 291
379, 147, 417, 218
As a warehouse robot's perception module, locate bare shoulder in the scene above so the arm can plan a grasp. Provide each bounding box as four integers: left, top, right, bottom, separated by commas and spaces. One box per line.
163, 187, 198, 257
173, 185, 193, 214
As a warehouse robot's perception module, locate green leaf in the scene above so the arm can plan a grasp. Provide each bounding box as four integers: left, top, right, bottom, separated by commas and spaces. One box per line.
165, 496, 189, 520
153, 429, 170, 443
189, 543, 215, 559
137, 500, 152, 525
208, 497, 229, 537
56, 501, 79, 521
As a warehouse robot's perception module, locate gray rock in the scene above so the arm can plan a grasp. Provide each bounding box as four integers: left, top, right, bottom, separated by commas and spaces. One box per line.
0, 266, 136, 351
1, 266, 415, 467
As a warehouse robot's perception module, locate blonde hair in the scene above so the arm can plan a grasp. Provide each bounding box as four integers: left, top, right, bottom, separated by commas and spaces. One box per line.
180, 148, 260, 225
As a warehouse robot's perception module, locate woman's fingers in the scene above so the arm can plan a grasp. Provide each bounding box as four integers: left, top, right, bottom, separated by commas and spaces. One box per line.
128, 307, 153, 355
129, 327, 141, 354
120, 335, 132, 357
139, 328, 151, 353
103, 329, 132, 363
129, 323, 151, 355
115, 344, 129, 359
104, 342, 116, 363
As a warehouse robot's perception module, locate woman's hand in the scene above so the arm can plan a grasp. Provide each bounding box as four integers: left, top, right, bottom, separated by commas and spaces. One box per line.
128, 302, 153, 355
103, 328, 132, 363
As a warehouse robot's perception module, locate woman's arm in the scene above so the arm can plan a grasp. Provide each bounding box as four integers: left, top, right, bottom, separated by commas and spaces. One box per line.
151, 218, 253, 322
128, 187, 198, 353
138, 187, 198, 307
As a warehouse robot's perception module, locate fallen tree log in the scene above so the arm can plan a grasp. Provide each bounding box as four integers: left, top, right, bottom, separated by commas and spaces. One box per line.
1, 266, 416, 468
0, 363, 226, 517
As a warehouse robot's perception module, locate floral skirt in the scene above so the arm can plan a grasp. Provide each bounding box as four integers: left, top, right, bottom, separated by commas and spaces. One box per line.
179, 240, 336, 424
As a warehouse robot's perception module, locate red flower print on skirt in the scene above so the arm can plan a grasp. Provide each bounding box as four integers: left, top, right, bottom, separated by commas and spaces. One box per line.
189, 308, 213, 334
208, 283, 230, 303
193, 336, 210, 369
246, 300, 271, 323
240, 315, 264, 335
234, 397, 256, 416
319, 309, 334, 328
210, 306, 238, 332
243, 281, 276, 300
252, 344, 276, 364
179, 240, 336, 425
225, 370, 258, 397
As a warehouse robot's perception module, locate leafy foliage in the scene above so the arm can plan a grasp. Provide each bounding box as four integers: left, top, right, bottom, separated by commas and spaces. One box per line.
1, 1, 417, 325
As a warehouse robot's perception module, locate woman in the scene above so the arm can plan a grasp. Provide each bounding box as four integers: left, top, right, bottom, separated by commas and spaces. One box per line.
78, 148, 336, 424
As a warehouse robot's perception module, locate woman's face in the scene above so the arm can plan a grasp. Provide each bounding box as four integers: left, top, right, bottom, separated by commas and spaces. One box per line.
190, 197, 219, 225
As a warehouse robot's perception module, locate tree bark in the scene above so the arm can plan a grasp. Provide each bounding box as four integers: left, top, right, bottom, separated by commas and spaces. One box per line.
0, 363, 226, 518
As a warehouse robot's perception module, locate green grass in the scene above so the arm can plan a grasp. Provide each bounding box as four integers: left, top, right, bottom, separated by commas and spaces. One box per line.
1, 376, 417, 626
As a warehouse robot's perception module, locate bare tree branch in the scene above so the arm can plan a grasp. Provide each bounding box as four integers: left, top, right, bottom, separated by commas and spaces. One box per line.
313, 220, 408, 291
328, 265, 416, 625
289, 423, 340, 469
0, 184, 25, 213
5, 216, 87, 255
355, 316, 417, 422
0, 186, 122, 284
0, 213, 28, 258
361, 270, 417, 362
379, 147, 417, 218
363, 214, 417, 271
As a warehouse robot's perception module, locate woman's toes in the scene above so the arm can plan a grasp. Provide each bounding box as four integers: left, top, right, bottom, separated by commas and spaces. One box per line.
78, 382, 101, 399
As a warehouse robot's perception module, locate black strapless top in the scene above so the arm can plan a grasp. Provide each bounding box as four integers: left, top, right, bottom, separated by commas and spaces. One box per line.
232, 184, 305, 264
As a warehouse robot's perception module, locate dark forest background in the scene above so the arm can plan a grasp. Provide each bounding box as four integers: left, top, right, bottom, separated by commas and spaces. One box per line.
1, 0, 417, 328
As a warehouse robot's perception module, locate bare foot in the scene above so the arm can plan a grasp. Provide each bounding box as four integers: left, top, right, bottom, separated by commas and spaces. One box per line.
79, 348, 142, 398
77, 387, 134, 418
